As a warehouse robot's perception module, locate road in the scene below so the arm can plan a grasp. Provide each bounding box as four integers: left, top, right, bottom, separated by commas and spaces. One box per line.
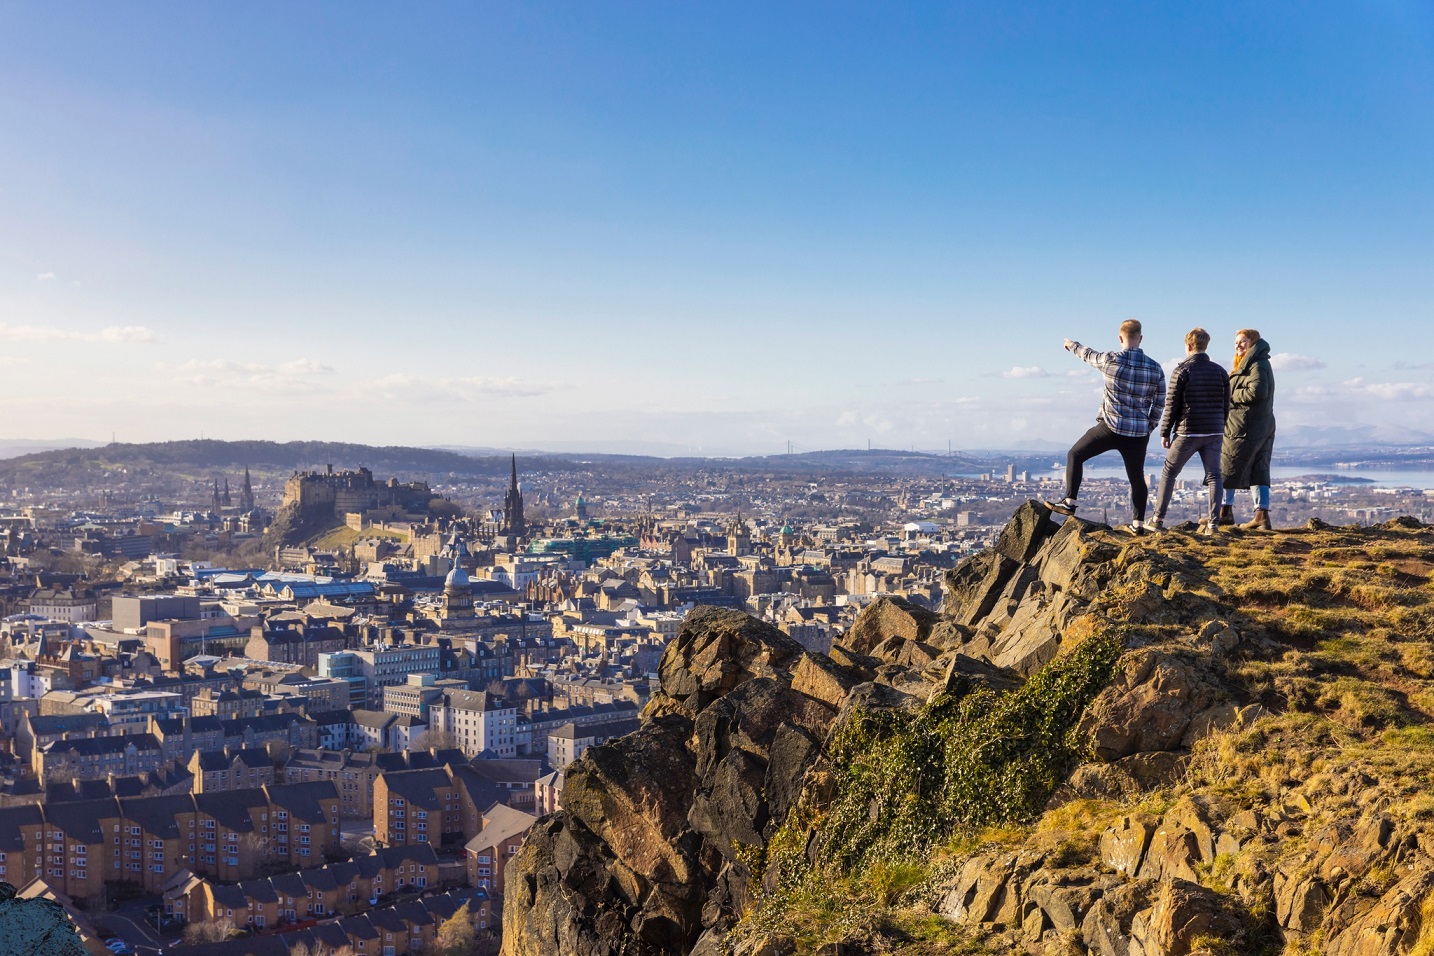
106, 909, 180, 955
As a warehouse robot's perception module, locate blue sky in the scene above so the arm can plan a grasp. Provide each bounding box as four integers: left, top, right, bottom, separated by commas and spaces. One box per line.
2, 2, 1432, 454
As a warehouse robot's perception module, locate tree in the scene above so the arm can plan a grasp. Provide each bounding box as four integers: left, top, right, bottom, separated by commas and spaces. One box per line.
428, 498, 465, 521
435, 903, 476, 956
241, 830, 281, 873
183, 917, 236, 945
414, 728, 462, 752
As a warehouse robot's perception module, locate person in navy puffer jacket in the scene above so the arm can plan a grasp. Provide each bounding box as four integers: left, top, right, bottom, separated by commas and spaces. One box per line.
1149, 327, 1230, 533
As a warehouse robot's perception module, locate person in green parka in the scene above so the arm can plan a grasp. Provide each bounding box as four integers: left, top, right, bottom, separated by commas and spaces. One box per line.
1219, 329, 1276, 530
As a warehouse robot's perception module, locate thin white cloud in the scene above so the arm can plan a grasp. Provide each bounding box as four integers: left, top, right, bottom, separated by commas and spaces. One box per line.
0, 323, 157, 344
35, 272, 56, 281
1291, 378, 1434, 404
279, 359, 334, 375
100, 326, 158, 344
835, 409, 896, 432
1344, 378, 1434, 401
1000, 366, 1049, 379
374, 373, 553, 401
175, 358, 336, 395
1270, 353, 1326, 371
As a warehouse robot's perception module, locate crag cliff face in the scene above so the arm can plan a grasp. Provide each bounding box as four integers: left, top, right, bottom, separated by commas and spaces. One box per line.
504, 504, 1434, 956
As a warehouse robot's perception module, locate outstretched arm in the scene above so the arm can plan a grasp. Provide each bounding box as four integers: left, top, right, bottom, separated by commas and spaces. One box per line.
1066, 339, 1114, 371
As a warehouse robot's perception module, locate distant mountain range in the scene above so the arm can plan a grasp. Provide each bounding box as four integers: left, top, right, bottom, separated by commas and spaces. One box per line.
1276, 424, 1434, 448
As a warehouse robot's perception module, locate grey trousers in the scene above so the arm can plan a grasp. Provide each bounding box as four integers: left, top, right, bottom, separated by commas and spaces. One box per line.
1152, 433, 1224, 524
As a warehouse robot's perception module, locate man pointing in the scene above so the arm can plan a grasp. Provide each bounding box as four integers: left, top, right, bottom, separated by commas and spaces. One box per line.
1047, 319, 1166, 534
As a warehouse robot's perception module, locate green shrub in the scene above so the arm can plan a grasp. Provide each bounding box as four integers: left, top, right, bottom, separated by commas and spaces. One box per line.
815, 631, 1123, 870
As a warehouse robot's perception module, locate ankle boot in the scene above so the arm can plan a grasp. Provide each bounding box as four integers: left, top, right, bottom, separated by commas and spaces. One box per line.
1217, 505, 1235, 526
1240, 508, 1273, 531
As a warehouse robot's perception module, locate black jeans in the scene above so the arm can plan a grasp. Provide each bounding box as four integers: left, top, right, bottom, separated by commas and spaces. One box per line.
1064, 422, 1152, 521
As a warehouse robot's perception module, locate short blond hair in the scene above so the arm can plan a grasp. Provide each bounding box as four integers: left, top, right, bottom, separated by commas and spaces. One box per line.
1185, 328, 1210, 352
1120, 319, 1142, 338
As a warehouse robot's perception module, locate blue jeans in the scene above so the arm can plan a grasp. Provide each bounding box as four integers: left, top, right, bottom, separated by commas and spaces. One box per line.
1153, 433, 1223, 525
1225, 486, 1271, 509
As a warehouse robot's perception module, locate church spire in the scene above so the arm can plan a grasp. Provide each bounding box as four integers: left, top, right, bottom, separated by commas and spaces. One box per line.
502, 454, 526, 538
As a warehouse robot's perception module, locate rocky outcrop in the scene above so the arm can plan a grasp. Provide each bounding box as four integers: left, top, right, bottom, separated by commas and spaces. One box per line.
0, 884, 86, 956
505, 503, 1434, 956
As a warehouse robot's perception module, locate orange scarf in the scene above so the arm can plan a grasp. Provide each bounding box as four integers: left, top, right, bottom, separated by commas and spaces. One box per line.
1232, 351, 1246, 371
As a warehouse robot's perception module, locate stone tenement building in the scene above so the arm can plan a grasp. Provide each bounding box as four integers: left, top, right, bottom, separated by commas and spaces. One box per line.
281, 466, 433, 524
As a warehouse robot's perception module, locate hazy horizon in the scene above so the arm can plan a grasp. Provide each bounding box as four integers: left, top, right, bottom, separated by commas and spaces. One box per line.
4, 425, 1434, 465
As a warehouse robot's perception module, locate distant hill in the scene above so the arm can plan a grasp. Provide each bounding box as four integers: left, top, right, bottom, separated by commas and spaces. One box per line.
0, 440, 581, 493
0, 438, 105, 460
0, 440, 1007, 494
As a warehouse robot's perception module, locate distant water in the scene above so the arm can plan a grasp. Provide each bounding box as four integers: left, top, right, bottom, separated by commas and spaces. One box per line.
1123, 464, 1434, 489
955, 463, 1434, 490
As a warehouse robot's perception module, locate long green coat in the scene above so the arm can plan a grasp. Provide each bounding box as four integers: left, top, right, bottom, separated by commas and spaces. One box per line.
1221, 338, 1276, 488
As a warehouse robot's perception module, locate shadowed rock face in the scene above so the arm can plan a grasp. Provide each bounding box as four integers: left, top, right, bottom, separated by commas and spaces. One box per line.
0, 883, 87, 956
504, 608, 852, 955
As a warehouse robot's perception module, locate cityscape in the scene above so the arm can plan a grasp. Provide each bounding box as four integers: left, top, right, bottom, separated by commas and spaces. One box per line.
1, 437, 1431, 951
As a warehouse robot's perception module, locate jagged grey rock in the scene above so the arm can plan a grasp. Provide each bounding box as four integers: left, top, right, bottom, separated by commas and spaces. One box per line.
842, 595, 940, 655
0, 884, 86, 956
1078, 651, 1227, 761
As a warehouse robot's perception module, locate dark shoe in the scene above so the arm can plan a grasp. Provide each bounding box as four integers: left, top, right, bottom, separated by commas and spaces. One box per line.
1148, 518, 1166, 533
1240, 508, 1273, 531
1045, 499, 1077, 516
1123, 522, 1146, 536
1217, 505, 1235, 526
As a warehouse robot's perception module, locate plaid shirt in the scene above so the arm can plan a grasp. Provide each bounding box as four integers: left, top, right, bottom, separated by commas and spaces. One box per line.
1070, 342, 1166, 438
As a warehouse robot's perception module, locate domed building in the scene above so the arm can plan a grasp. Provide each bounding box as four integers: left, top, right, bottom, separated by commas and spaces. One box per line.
441, 535, 475, 623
